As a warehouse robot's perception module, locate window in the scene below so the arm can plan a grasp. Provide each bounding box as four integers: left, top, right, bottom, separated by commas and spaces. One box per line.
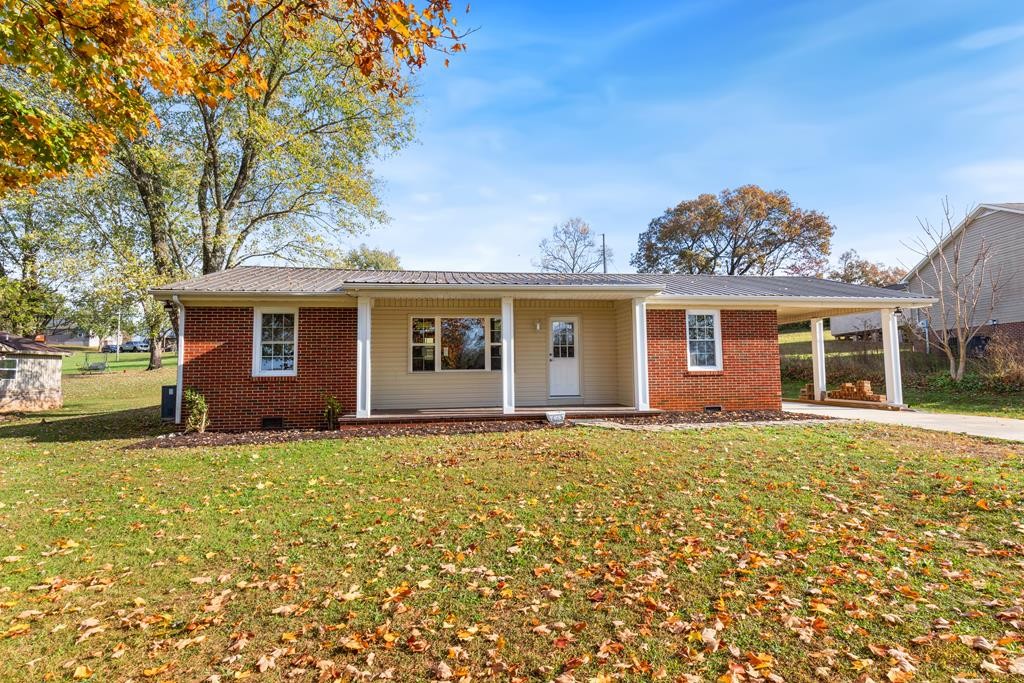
0, 357, 16, 381
410, 316, 503, 372
686, 310, 722, 371
253, 309, 297, 376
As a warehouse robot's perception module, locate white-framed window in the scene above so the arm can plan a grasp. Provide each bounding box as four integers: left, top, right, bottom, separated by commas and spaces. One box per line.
0, 357, 16, 381
686, 309, 723, 371
410, 316, 502, 372
252, 308, 298, 377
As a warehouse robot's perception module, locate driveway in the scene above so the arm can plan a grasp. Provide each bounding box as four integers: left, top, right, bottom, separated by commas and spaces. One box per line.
783, 401, 1024, 442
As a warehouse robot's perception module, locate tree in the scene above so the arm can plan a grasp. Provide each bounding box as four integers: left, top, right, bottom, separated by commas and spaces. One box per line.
1, 0, 467, 191
905, 200, 1007, 381
534, 218, 610, 274
828, 249, 907, 287
631, 185, 835, 276
338, 244, 401, 270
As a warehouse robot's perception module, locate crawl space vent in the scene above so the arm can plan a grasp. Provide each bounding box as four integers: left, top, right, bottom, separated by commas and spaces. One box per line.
703, 405, 723, 413
261, 416, 285, 430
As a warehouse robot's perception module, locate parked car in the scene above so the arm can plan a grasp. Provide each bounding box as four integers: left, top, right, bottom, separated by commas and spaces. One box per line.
121, 340, 151, 353
100, 343, 119, 353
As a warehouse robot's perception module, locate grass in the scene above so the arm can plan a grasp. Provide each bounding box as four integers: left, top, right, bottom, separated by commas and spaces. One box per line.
0, 360, 1023, 680
61, 349, 177, 375
778, 329, 1024, 419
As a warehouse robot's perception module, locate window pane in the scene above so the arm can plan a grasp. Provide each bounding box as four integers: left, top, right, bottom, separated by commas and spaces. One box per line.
412, 345, 435, 372
441, 317, 485, 370
262, 313, 295, 342
0, 358, 14, 380
490, 344, 501, 371
490, 318, 501, 344
412, 318, 436, 344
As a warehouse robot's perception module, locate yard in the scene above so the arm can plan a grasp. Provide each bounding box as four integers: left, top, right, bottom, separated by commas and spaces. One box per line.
0, 361, 1022, 680
779, 329, 1024, 419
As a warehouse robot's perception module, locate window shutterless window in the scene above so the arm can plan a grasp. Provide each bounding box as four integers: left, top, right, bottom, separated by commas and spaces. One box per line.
0, 357, 16, 381
686, 310, 722, 371
252, 309, 298, 376
410, 316, 502, 372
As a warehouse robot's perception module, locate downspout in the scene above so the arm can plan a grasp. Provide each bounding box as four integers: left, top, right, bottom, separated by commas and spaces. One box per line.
173, 295, 184, 424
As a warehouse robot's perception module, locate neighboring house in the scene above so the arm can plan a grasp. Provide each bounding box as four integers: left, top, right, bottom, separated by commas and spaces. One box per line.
150, 268, 933, 430
0, 332, 69, 413
42, 321, 100, 348
832, 203, 1024, 342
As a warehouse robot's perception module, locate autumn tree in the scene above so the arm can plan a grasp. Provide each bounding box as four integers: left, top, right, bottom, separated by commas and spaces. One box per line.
827, 250, 907, 287
904, 200, 1007, 381
631, 185, 834, 276
534, 218, 610, 274
0, 0, 467, 191
338, 244, 402, 270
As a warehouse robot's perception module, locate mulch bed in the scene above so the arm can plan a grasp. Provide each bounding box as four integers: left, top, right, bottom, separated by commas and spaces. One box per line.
131, 410, 824, 449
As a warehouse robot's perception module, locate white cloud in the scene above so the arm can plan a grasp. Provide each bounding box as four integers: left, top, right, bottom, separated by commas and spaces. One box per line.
947, 159, 1024, 199
956, 23, 1024, 50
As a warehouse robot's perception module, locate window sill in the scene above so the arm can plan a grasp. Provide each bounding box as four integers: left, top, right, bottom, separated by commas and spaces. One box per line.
686, 367, 724, 373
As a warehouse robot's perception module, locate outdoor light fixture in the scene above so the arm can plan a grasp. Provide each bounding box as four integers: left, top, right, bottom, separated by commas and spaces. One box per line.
534, 320, 541, 332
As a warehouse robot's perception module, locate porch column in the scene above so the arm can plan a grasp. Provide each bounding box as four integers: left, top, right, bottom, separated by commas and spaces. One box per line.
501, 296, 515, 414
173, 295, 185, 424
632, 298, 650, 411
810, 317, 827, 401
356, 296, 373, 418
880, 308, 904, 406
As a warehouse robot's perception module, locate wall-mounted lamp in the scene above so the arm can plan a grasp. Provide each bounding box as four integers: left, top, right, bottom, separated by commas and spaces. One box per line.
534, 320, 541, 332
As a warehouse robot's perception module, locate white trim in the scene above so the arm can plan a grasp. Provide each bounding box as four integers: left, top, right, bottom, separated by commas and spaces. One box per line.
880, 308, 904, 406
252, 307, 299, 377
356, 297, 373, 418
501, 297, 515, 414
173, 295, 185, 424
631, 298, 650, 411
810, 317, 827, 401
407, 314, 503, 373
0, 356, 18, 381
547, 315, 582, 398
685, 309, 723, 372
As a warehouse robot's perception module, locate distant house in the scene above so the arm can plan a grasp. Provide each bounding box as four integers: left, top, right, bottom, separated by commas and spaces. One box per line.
42, 321, 100, 348
150, 267, 933, 429
0, 332, 69, 413
831, 203, 1024, 343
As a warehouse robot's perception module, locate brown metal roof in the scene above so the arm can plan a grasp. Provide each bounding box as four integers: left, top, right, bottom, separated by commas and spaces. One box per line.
152, 266, 931, 302
0, 331, 70, 355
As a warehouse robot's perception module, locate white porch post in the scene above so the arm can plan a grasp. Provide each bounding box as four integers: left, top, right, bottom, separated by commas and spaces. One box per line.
810, 317, 827, 401
880, 308, 904, 406
501, 296, 515, 414
356, 296, 373, 418
632, 298, 650, 411
173, 295, 185, 424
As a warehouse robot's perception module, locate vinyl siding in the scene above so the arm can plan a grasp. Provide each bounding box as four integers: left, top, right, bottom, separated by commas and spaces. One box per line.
615, 300, 635, 406
370, 298, 628, 409
0, 354, 63, 412
906, 209, 1024, 328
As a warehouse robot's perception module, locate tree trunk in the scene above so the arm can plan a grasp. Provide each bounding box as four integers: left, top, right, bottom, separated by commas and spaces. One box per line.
148, 335, 162, 370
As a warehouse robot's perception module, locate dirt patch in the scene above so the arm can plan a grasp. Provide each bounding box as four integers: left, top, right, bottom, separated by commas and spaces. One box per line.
605, 409, 825, 425
130, 419, 568, 449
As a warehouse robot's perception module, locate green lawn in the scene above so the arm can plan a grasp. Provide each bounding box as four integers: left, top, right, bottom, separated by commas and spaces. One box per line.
61, 349, 178, 375
0, 361, 1023, 680
779, 330, 1024, 419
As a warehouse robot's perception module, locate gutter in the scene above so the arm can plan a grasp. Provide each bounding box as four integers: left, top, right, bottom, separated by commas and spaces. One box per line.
172, 295, 184, 425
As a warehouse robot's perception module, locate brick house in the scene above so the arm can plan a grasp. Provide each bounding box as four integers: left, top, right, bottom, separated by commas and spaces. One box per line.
150, 269, 933, 430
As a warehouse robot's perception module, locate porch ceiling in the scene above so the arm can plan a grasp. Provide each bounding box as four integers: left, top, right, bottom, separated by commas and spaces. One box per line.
776, 304, 928, 325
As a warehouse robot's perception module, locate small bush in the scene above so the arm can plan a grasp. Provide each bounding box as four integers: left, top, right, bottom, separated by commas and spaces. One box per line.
982, 332, 1024, 392
183, 389, 210, 433
323, 394, 343, 429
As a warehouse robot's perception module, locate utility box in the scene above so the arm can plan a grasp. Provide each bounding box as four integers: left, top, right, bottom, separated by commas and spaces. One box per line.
161, 385, 176, 421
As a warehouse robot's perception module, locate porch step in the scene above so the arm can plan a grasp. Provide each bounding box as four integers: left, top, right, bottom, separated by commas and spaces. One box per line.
337, 407, 662, 426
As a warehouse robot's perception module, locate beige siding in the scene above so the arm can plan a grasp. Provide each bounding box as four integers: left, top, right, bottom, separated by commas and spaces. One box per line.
0, 353, 63, 413
907, 209, 1024, 328
370, 298, 629, 409
371, 298, 502, 409
513, 299, 622, 407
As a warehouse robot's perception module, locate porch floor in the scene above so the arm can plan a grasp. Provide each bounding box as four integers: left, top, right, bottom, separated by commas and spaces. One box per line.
339, 405, 660, 425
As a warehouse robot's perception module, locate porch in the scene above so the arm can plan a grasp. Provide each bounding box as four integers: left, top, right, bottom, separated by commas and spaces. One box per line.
339, 405, 660, 424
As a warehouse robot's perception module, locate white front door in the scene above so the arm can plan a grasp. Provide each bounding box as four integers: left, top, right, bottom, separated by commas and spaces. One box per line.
549, 317, 580, 397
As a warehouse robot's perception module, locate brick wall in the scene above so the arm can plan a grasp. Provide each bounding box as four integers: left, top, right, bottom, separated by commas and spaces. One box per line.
183, 307, 357, 431
646, 309, 781, 411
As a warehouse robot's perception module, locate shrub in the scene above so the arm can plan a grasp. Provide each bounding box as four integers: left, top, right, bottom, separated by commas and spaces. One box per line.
183, 389, 210, 433
981, 332, 1024, 392
323, 394, 343, 429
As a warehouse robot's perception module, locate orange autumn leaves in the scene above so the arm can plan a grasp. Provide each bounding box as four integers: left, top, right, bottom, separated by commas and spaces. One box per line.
0, 0, 467, 191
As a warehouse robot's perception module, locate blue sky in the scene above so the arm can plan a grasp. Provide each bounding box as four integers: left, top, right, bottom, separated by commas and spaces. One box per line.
366, 0, 1024, 273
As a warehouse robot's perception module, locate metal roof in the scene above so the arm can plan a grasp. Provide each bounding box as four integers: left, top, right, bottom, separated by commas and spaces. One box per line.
152, 266, 931, 302
0, 331, 70, 355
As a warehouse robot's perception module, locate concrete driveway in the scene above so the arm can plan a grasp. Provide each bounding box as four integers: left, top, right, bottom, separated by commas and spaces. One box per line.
783, 401, 1024, 442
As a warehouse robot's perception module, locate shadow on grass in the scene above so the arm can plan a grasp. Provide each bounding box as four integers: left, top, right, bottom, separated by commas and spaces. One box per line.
0, 406, 172, 443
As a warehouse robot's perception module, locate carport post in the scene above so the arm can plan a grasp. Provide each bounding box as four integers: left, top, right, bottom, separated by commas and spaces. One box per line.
810, 317, 827, 400
501, 297, 515, 414
880, 308, 904, 406
356, 296, 373, 418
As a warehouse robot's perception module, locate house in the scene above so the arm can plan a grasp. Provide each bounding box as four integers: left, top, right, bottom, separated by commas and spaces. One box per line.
0, 332, 69, 412
41, 321, 100, 348
150, 268, 934, 430
831, 203, 1024, 343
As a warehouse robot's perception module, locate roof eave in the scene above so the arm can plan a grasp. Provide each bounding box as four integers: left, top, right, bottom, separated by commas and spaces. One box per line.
651, 294, 937, 307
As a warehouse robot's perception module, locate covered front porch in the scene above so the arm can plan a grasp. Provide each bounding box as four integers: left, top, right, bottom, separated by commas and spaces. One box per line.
352, 289, 657, 418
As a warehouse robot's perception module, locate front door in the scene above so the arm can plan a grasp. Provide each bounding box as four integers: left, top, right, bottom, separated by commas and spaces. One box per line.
549, 317, 580, 397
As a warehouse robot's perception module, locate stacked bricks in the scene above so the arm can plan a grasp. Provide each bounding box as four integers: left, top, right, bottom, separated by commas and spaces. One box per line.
827, 380, 884, 402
